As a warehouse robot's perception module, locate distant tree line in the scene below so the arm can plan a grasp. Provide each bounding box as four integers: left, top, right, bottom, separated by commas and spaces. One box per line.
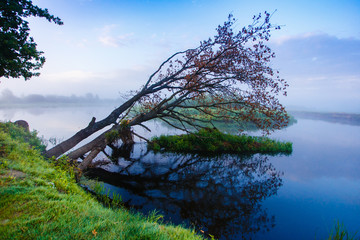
0, 89, 118, 105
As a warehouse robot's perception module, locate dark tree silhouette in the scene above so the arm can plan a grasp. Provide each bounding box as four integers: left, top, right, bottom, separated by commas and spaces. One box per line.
0, 0, 63, 80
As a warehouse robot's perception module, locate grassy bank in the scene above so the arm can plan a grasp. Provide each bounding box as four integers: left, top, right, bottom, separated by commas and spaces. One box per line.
0, 122, 203, 240
149, 128, 292, 155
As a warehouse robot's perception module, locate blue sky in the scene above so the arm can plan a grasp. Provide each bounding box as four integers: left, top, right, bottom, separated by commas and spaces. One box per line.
1, 0, 360, 112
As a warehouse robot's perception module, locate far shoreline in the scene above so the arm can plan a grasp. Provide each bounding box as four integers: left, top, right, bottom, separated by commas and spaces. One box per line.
289, 111, 360, 126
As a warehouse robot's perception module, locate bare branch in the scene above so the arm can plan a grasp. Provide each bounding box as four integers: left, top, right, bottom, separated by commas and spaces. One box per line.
132, 131, 150, 143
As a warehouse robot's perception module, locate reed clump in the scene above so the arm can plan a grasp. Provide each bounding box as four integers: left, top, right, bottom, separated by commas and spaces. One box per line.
149, 128, 292, 155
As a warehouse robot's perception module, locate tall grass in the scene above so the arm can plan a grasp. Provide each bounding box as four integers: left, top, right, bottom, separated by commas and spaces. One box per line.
0, 121, 46, 153
327, 222, 359, 240
149, 128, 292, 155
0, 122, 203, 240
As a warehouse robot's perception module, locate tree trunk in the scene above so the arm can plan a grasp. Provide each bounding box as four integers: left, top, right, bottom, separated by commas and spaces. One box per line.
67, 130, 108, 160
66, 124, 134, 160
119, 127, 135, 145
45, 92, 145, 158
78, 147, 103, 171
70, 126, 135, 171
66, 107, 157, 163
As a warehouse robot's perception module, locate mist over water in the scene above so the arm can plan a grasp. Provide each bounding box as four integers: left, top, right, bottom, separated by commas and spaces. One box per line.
1, 106, 359, 239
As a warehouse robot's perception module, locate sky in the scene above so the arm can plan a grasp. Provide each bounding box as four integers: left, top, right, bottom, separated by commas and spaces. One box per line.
1, 0, 360, 112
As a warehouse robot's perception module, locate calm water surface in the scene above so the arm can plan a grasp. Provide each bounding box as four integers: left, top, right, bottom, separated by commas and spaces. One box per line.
1, 106, 359, 239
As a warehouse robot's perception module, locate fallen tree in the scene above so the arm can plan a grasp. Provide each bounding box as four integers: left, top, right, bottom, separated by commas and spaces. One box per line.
46, 12, 289, 170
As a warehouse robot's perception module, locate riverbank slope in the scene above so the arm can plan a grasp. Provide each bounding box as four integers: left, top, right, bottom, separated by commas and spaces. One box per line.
0, 122, 203, 240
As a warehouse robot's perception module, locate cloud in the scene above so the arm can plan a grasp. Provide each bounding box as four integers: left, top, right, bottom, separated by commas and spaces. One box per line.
270, 33, 360, 112
45, 70, 100, 82
272, 32, 323, 45
272, 33, 360, 76
98, 24, 134, 47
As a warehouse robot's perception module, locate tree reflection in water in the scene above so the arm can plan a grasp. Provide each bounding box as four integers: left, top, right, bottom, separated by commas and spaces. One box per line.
85, 143, 284, 240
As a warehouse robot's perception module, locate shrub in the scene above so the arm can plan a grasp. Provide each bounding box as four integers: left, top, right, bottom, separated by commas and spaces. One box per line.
0, 121, 46, 153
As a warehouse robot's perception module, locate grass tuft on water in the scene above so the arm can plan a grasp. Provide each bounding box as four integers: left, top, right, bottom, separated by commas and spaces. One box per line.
327, 221, 359, 240
149, 128, 292, 155
0, 122, 203, 240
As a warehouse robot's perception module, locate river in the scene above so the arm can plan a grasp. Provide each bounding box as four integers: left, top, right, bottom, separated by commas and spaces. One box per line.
1, 106, 359, 239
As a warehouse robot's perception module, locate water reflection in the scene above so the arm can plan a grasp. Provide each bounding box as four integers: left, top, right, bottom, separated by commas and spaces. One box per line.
85, 144, 284, 239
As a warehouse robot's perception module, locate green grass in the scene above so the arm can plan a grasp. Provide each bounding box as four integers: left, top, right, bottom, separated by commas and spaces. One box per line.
149, 128, 292, 155
327, 221, 359, 240
0, 122, 203, 240
0, 121, 46, 154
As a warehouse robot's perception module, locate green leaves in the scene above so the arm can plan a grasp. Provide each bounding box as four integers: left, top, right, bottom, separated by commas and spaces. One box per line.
0, 0, 62, 80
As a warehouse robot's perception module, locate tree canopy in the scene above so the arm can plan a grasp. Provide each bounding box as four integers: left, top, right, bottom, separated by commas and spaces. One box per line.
132, 13, 287, 132
0, 0, 62, 80
46, 12, 289, 165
